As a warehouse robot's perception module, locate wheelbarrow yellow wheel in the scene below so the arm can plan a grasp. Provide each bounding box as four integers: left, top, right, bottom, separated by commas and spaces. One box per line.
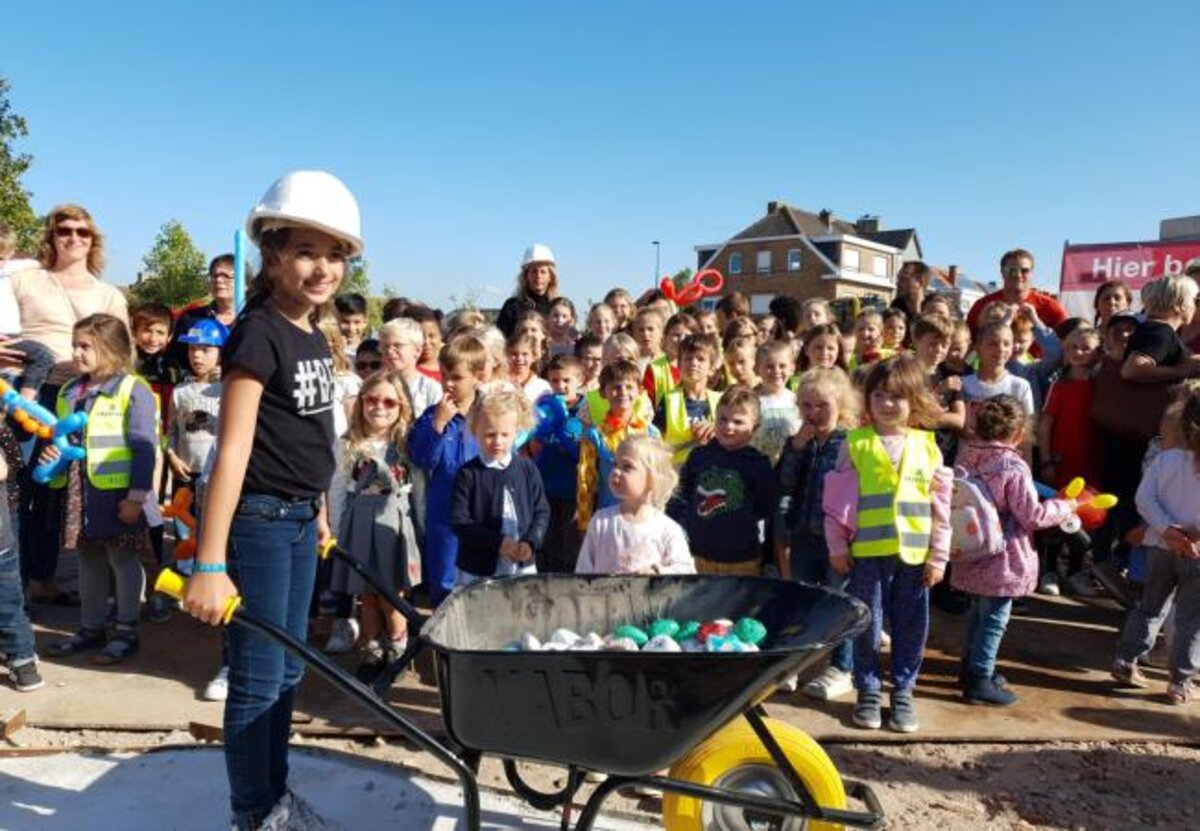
662, 717, 846, 831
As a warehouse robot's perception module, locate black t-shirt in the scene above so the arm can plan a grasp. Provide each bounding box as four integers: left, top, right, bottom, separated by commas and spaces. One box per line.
222, 304, 336, 499
1125, 319, 1187, 367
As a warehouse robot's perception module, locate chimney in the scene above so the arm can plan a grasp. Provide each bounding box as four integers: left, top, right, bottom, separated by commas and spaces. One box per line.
855, 214, 880, 234
818, 209, 832, 232
947, 265, 958, 286
767, 200, 784, 214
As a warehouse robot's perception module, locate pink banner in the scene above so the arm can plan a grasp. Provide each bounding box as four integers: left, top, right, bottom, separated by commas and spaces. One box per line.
1060, 240, 1200, 293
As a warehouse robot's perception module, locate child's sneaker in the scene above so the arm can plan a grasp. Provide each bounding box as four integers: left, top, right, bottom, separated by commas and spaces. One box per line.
9, 659, 44, 692
258, 789, 344, 830
92, 628, 139, 665
354, 640, 385, 684
46, 628, 106, 657
203, 666, 229, 701
803, 666, 853, 700
1166, 679, 1194, 706
878, 629, 892, 649
323, 618, 359, 654
963, 674, 1018, 706
852, 689, 883, 730
1111, 658, 1149, 688
888, 689, 919, 733
146, 592, 174, 623
1064, 571, 1097, 597
1037, 572, 1061, 596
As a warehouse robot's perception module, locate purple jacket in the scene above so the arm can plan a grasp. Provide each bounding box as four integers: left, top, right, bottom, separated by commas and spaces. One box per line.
949, 441, 1073, 597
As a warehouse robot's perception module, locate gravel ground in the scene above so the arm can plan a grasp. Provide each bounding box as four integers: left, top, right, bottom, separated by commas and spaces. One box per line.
5, 727, 1198, 830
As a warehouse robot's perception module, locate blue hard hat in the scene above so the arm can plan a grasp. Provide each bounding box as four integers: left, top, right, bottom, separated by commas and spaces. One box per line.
178, 318, 229, 347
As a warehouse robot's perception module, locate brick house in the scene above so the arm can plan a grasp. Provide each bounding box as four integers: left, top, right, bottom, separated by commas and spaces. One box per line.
694, 201, 923, 314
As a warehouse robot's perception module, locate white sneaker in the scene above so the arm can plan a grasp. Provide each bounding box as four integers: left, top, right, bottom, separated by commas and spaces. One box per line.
323, 618, 360, 654
778, 674, 799, 692
803, 666, 854, 700
1064, 572, 1097, 597
1037, 572, 1061, 597
878, 629, 892, 649
203, 666, 229, 702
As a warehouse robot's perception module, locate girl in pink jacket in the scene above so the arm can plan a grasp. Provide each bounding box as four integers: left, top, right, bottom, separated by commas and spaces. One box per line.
951, 395, 1075, 706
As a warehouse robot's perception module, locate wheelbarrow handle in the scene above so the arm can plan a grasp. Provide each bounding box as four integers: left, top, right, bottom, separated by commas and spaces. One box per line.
319, 538, 425, 633
153, 567, 483, 830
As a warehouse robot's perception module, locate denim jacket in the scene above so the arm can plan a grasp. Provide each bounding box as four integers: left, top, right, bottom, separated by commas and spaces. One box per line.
774, 427, 847, 547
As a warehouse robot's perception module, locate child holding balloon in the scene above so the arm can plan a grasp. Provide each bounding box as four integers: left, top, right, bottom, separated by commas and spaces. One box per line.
951, 395, 1076, 706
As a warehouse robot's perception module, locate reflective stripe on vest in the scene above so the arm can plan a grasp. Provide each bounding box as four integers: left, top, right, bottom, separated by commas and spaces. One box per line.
648, 356, 676, 404
663, 388, 722, 466
846, 426, 938, 564
54, 374, 148, 491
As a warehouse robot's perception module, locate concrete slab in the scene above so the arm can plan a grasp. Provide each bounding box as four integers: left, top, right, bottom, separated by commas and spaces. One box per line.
14, 593, 1197, 746
0, 747, 646, 830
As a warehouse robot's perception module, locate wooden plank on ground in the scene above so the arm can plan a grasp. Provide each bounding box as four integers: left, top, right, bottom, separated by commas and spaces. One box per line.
0, 709, 26, 740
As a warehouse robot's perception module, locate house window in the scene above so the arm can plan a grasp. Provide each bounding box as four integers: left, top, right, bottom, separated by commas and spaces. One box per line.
787, 249, 802, 271
843, 248, 860, 271
756, 250, 771, 274
872, 255, 888, 278
750, 294, 774, 315
729, 253, 742, 275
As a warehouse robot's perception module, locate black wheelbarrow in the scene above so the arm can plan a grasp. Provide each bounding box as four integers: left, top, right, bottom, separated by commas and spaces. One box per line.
158, 546, 884, 831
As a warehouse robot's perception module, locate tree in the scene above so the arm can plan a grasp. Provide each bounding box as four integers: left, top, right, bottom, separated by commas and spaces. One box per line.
130, 220, 208, 308
338, 257, 371, 297
0, 78, 40, 253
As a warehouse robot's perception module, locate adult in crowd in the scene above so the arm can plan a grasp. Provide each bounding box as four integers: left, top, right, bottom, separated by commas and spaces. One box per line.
890, 260, 931, 322
1091, 275, 1200, 588
166, 254, 239, 373
967, 248, 1066, 333
1176, 258, 1200, 353
9, 205, 128, 601
495, 243, 557, 337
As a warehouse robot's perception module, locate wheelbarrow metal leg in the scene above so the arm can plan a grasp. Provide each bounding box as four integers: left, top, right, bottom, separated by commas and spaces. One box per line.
325, 545, 425, 634
743, 706, 823, 816
235, 611, 482, 830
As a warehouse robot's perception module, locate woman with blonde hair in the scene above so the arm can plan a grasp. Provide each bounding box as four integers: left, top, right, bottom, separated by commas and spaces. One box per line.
496, 243, 559, 337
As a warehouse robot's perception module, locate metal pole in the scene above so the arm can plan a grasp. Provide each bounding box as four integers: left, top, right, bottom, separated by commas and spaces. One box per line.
652, 240, 661, 287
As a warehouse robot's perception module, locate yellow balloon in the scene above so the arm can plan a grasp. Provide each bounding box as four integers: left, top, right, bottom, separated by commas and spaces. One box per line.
1063, 477, 1086, 500
1089, 494, 1119, 510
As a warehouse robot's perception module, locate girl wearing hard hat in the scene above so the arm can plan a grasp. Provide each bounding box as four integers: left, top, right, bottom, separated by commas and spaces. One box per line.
495, 242, 559, 338
184, 170, 362, 830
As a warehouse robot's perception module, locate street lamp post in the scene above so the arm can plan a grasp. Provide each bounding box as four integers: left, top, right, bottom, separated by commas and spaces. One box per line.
652, 240, 661, 287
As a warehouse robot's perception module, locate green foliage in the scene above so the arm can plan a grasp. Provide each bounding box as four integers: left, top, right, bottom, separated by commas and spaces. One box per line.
338, 257, 371, 297
130, 220, 208, 308
0, 78, 40, 254
671, 268, 694, 292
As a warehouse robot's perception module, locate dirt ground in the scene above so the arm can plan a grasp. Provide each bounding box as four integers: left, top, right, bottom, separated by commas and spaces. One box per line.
5, 727, 1198, 830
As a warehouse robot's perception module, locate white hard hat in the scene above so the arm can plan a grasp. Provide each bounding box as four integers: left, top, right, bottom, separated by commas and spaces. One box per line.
246, 170, 364, 257
521, 243, 556, 268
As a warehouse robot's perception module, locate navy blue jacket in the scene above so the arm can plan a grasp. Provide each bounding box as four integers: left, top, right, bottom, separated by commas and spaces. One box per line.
670, 442, 775, 563
450, 455, 550, 578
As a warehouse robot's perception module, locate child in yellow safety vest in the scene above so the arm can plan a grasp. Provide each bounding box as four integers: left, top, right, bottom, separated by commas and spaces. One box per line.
43, 313, 162, 666
822, 355, 953, 734
654, 333, 722, 466
576, 360, 659, 531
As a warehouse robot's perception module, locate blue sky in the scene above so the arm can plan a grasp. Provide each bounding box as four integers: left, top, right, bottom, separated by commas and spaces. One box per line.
5, 1, 1198, 311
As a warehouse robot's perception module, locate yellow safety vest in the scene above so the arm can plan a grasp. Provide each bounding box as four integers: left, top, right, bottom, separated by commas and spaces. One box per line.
585, 388, 654, 428
662, 387, 722, 466
648, 355, 676, 405
846, 426, 939, 564
52, 374, 151, 491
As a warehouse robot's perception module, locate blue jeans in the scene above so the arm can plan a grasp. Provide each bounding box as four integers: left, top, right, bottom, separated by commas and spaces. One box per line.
847, 556, 929, 693
790, 546, 852, 673
223, 495, 319, 829
0, 546, 36, 665
962, 595, 1013, 679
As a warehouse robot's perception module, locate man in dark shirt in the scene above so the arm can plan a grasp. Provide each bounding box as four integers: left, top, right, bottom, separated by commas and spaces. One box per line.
167, 254, 240, 374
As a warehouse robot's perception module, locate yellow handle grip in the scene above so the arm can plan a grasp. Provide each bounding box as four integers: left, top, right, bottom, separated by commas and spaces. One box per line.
155, 569, 242, 625
319, 537, 338, 561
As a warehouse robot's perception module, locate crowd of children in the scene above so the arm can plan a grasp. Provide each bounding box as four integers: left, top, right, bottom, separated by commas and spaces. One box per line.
2, 204, 1199, 814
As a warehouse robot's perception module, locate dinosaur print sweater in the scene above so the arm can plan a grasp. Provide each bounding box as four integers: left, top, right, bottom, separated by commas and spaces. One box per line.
669, 442, 777, 563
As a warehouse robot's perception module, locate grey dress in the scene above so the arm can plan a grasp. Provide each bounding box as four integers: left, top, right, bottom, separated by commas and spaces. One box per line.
330, 439, 421, 595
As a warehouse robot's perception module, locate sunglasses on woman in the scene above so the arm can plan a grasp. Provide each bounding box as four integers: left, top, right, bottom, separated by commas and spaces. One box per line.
55, 226, 93, 239
362, 394, 401, 410
355, 359, 382, 371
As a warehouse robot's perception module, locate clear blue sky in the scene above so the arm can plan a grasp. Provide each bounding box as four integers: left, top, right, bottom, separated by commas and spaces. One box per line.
5, 1, 1198, 311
